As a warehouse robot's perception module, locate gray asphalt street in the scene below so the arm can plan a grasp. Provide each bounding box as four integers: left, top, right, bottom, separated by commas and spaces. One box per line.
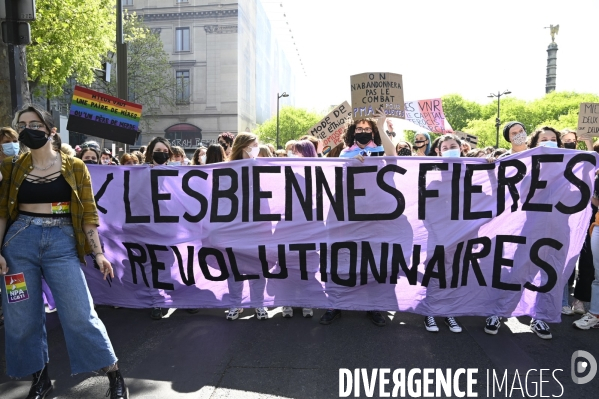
0, 301, 597, 398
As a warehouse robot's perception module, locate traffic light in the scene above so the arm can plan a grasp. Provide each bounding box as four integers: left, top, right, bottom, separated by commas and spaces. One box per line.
99, 62, 112, 82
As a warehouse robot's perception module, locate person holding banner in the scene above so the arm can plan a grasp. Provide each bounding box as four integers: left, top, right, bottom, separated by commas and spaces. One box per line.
224, 132, 269, 320
498, 121, 528, 159
528, 126, 563, 149
320, 109, 395, 327
0, 105, 128, 399
423, 134, 463, 333
204, 144, 226, 165
395, 141, 413, 157
573, 198, 599, 330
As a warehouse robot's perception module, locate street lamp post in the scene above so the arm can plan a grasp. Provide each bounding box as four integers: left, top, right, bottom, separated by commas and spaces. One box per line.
277, 92, 289, 149
488, 90, 512, 148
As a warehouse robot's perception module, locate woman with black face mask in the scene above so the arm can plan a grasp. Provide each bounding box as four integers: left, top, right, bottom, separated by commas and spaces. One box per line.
145, 137, 173, 166
561, 129, 578, 150
0, 105, 128, 398
77, 146, 101, 165
413, 132, 431, 156
338, 108, 396, 161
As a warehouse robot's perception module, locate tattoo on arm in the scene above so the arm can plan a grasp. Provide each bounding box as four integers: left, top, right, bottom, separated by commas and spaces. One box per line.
86, 228, 99, 251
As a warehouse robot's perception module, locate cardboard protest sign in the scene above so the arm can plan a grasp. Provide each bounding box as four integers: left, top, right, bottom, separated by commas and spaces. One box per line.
577, 103, 599, 139
67, 85, 142, 144
350, 72, 404, 119
404, 98, 453, 133
308, 101, 352, 155
454, 131, 478, 148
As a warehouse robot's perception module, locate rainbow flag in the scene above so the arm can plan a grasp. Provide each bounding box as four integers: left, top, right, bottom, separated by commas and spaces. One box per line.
67, 86, 143, 145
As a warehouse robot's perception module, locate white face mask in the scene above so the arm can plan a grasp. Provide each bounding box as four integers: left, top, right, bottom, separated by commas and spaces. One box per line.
247, 146, 260, 158
539, 140, 558, 148
511, 131, 528, 146
287, 151, 298, 158
200, 155, 206, 164
441, 149, 461, 158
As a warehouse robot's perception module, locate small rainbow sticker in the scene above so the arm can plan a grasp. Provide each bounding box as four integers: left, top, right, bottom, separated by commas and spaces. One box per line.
4, 272, 29, 303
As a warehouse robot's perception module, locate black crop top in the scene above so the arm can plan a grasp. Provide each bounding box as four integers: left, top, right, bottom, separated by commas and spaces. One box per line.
18, 171, 72, 204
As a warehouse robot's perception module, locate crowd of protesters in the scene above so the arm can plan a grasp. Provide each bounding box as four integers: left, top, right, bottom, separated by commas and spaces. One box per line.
1, 104, 599, 398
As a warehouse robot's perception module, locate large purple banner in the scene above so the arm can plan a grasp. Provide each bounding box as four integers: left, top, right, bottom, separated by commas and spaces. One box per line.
81, 147, 597, 322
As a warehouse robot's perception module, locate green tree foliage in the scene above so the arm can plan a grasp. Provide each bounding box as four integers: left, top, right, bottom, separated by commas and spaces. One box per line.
441, 92, 599, 149
441, 94, 483, 131
28, 0, 115, 97
95, 13, 176, 131
255, 107, 324, 147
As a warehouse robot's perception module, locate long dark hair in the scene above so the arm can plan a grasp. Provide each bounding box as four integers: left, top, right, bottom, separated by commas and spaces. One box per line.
529, 126, 563, 148
205, 143, 226, 164
342, 119, 382, 148
145, 137, 173, 164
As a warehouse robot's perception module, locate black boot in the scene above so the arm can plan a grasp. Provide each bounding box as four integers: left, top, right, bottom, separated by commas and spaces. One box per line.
106, 369, 128, 399
26, 363, 52, 399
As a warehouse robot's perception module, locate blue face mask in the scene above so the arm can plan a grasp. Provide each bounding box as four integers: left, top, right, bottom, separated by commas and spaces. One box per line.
539, 141, 558, 148
2, 142, 20, 156
441, 149, 461, 158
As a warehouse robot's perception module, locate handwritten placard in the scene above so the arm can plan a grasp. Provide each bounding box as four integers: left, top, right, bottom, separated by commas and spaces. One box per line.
308, 101, 352, 155
404, 98, 453, 134
454, 131, 479, 148
577, 103, 599, 139
350, 72, 404, 119
66, 86, 142, 144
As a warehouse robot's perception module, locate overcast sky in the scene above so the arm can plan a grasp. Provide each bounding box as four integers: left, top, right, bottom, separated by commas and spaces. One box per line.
262, 0, 599, 111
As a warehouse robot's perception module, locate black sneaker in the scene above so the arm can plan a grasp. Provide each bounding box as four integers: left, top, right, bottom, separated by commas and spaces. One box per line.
150, 307, 163, 320
185, 308, 200, 314
444, 317, 462, 333
424, 316, 439, 332
530, 319, 552, 340
319, 309, 341, 325
367, 311, 387, 327
484, 316, 502, 335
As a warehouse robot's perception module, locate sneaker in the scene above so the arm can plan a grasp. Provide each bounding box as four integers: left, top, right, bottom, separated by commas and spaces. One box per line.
185, 308, 200, 314
226, 307, 243, 320
319, 309, 341, 325
573, 313, 599, 330
484, 316, 502, 335
302, 308, 313, 318
444, 317, 462, 333
367, 311, 387, 327
572, 300, 585, 315
424, 316, 439, 332
530, 319, 552, 339
150, 307, 163, 320
282, 306, 294, 318
561, 306, 574, 315
255, 307, 268, 320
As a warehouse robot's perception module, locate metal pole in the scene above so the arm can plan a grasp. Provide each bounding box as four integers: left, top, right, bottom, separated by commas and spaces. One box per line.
5, 0, 23, 113
495, 93, 500, 148
276, 93, 280, 150
115, 0, 127, 155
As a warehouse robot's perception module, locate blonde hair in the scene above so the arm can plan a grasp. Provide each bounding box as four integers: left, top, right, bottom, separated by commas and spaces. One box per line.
0, 126, 18, 142
229, 132, 258, 161
60, 143, 76, 157
258, 144, 272, 158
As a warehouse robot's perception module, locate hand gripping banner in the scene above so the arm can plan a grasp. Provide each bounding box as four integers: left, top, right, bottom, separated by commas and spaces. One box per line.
81, 147, 597, 322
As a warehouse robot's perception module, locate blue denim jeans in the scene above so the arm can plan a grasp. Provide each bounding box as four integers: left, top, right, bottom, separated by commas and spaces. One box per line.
1, 215, 117, 377
589, 228, 599, 314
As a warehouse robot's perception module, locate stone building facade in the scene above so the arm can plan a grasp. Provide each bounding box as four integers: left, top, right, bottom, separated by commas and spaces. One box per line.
123, 0, 296, 152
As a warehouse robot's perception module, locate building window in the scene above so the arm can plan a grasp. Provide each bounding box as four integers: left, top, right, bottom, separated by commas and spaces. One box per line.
176, 70, 190, 104
175, 27, 190, 52
123, 0, 133, 5
176, 0, 189, 3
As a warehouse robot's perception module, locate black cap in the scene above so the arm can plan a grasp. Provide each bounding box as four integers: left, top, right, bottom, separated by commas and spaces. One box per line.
503, 121, 525, 142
